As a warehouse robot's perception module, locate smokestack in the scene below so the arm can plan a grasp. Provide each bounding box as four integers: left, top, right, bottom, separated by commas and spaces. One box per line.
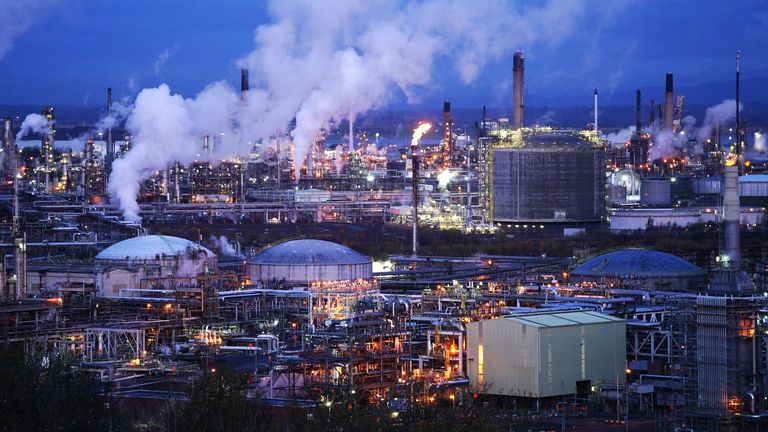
3, 118, 13, 180
735, 51, 742, 169
5, 117, 26, 299
635, 89, 642, 136
443, 100, 454, 168
593, 89, 599, 137
349, 114, 354, 151
649, 99, 655, 126
240, 68, 249, 102
105, 88, 114, 178
512, 51, 524, 129
664, 73, 674, 131
723, 160, 741, 269
412, 135, 419, 256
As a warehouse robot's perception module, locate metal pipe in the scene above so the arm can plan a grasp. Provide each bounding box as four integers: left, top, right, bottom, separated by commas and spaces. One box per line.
412, 136, 419, 256
512, 51, 524, 129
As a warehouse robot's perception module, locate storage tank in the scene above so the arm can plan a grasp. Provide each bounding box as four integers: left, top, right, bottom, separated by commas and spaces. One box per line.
492, 132, 605, 222
248, 239, 372, 284
640, 178, 671, 205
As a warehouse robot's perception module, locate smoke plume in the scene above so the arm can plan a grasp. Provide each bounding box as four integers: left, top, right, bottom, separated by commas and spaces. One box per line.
109, 0, 610, 220
754, 132, 766, 154
695, 99, 741, 145
209, 235, 242, 258
16, 113, 50, 141
604, 126, 636, 148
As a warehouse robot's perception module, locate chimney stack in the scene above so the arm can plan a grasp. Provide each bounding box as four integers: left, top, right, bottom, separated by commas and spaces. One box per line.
106, 88, 114, 176
512, 51, 524, 129
723, 161, 741, 269
664, 73, 674, 131
240, 68, 249, 102
735, 51, 742, 169
443, 100, 454, 168
635, 90, 642, 137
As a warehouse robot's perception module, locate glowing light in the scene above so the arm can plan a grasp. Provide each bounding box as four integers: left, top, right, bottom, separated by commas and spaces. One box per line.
725, 153, 738, 167
411, 122, 432, 147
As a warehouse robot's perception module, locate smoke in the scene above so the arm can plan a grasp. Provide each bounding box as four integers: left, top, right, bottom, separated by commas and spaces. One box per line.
153, 45, 179, 76
95, 99, 133, 134
272, 0, 587, 175
437, 169, 457, 190
0, 1, 51, 61
334, 145, 345, 174
695, 99, 741, 145
604, 126, 636, 148
16, 113, 50, 141
109, 0, 612, 220
209, 235, 242, 258
754, 132, 766, 154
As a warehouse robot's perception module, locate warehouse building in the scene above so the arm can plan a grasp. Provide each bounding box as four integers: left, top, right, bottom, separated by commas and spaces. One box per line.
466, 310, 626, 398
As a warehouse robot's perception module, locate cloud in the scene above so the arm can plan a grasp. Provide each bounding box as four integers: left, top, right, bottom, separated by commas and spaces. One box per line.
0, 0, 52, 61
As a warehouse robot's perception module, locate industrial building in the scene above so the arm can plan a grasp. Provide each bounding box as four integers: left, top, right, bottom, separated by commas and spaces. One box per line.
490, 131, 605, 223
467, 310, 626, 398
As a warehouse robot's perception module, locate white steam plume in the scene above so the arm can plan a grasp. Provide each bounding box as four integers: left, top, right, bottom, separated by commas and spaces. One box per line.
695, 99, 741, 145
16, 113, 50, 140
604, 126, 636, 148
109, 0, 616, 220
209, 235, 242, 257
754, 132, 766, 154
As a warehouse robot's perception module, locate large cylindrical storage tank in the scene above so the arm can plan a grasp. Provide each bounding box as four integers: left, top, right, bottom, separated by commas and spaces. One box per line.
248, 239, 372, 284
640, 178, 671, 205
492, 133, 605, 222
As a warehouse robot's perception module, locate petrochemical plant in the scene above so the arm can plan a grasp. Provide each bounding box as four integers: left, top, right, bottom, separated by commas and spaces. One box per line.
3, 49, 768, 432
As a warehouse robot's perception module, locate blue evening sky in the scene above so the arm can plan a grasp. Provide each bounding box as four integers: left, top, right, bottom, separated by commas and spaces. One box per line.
1, 0, 767, 108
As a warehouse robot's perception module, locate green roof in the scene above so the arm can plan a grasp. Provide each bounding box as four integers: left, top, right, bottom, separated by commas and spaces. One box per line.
505, 311, 624, 328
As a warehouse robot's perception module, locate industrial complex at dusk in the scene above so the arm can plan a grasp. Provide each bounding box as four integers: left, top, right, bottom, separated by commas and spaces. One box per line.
2, 1, 768, 431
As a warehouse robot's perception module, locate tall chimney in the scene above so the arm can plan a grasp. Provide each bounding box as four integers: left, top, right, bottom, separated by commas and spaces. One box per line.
443, 100, 454, 168
735, 51, 742, 169
593, 89, 599, 137
106, 88, 114, 177
2, 118, 13, 180
649, 99, 656, 126
635, 89, 642, 137
240, 68, 249, 103
411, 135, 420, 256
512, 51, 524, 129
664, 73, 674, 131
723, 160, 741, 268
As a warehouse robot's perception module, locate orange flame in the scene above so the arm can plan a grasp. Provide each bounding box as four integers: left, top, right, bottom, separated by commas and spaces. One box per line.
725, 153, 738, 167
411, 122, 432, 147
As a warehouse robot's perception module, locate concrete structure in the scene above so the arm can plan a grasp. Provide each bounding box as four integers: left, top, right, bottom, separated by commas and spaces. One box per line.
247, 239, 372, 284
571, 248, 706, 291
467, 311, 626, 398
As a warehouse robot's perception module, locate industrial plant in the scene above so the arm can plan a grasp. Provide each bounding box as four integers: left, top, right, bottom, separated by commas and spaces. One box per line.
3, 8, 768, 430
